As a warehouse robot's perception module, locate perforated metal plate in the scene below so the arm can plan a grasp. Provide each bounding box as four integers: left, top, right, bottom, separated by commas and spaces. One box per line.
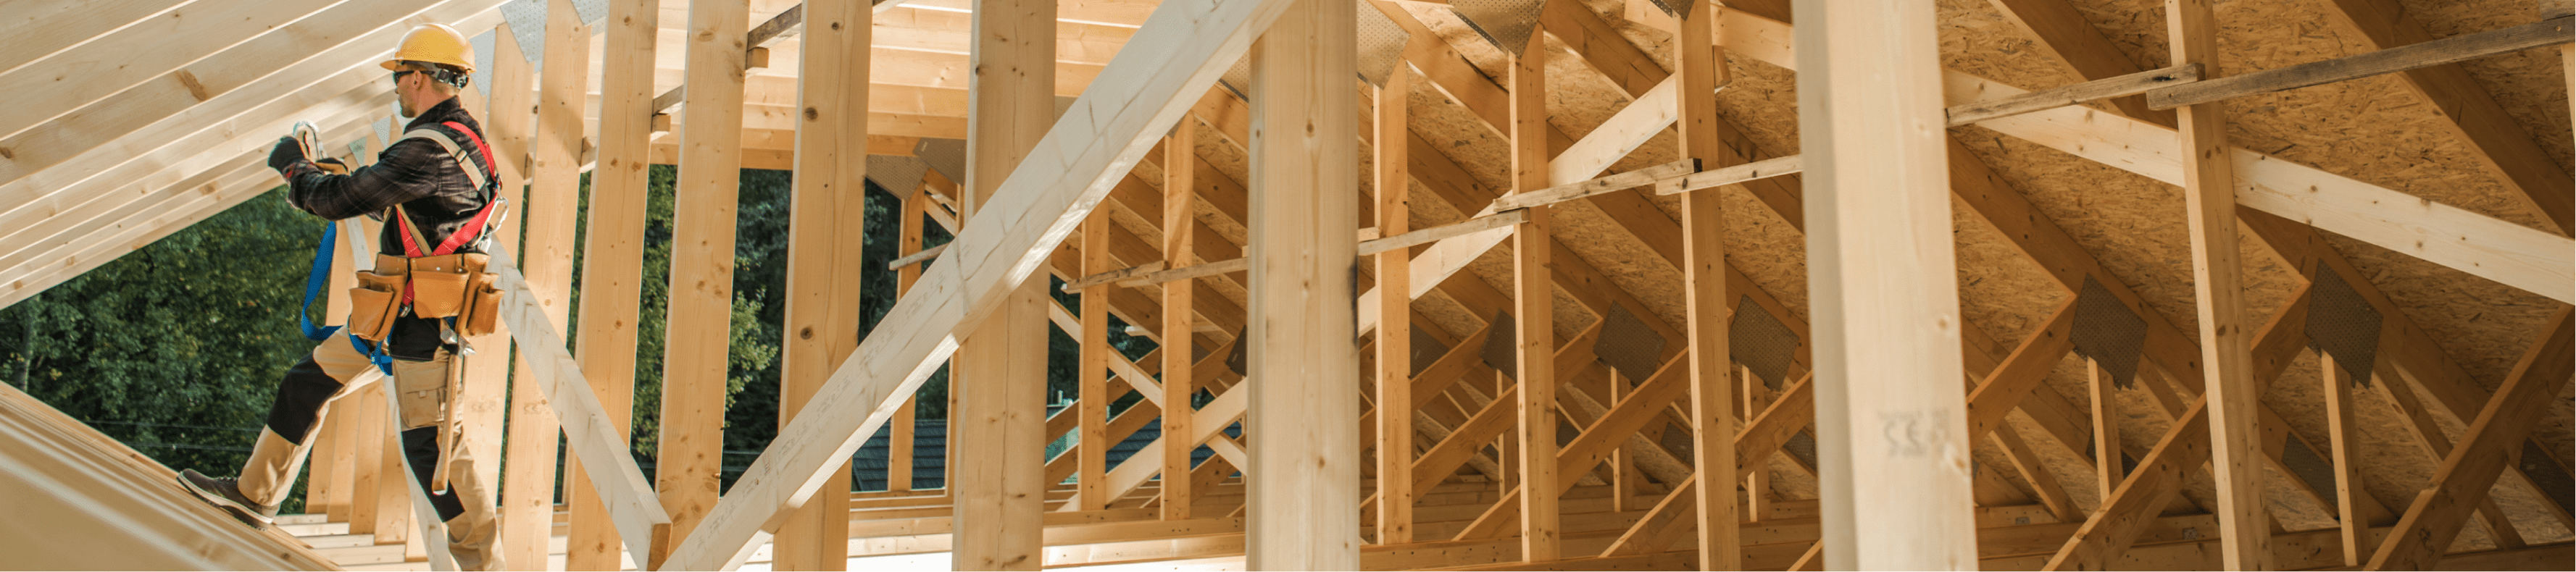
2519, 440, 2574, 513
348, 140, 368, 162
2071, 276, 2149, 388
2306, 264, 2383, 384
1411, 328, 1451, 377
372, 117, 394, 148
1217, 54, 1254, 101
1355, 1, 1408, 87
1225, 327, 1249, 377
1596, 303, 1667, 382
470, 30, 496, 96
2281, 437, 2339, 506
1483, 311, 1517, 379
864, 155, 928, 195
1659, 420, 1692, 458
1783, 430, 1817, 468
1453, 0, 1548, 55
912, 138, 968, 187
501, 0, 549, 64
1730, 295, 1798, 389
1647, 0, 1694, 20
572, 0, 609, 26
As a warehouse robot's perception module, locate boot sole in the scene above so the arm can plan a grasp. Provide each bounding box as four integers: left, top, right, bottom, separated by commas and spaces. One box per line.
176, 474, 275, 527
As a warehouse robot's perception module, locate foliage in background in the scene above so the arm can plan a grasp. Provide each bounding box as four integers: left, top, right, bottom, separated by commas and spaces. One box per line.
0, 189, 328, 512
0, 163, 1167, 495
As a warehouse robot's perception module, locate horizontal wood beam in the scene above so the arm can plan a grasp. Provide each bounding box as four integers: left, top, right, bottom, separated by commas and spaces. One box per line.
2144, 17, 2572, 110
1480, 159, 1696, 215
1948, 63, 2201, 126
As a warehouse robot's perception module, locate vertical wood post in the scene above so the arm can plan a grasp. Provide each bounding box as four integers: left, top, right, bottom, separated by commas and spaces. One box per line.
1160, 126, 1199, 522
2320, 354, 2367, 565
374, 388, 414, 547
775, 0, 872, 568
466, 20, 539, 559
1677, 2, 1739, 568
1506, 26, 1560, 566
2164, 1, 2269, 568
564, 0, 661, 568
349, 384, 387, 537
652, 0, 751, 567
1793, 0, 1978, 567
951, 0, 1054, 567
1078, 214, 1112, 512
1743, 365, 1770, 521
453, 21, 532, 564
1246, 0, 1360, 566
310, 227, 356, 523
893, 190, 927, 495
504, 1, 593, 566
2089, 360, 2122, 502
1371, 68, 1412, 545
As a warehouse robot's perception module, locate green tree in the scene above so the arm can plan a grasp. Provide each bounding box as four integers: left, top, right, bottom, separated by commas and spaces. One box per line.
0, 188, 338, 512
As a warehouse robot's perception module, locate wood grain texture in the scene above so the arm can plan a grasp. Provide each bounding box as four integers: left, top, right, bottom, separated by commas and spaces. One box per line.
1794, 0, 1978, 567
774, 0, 871, 567
1678, 2, 1740, 569
1245, 0, 1361, 565
565, 0, 662, 568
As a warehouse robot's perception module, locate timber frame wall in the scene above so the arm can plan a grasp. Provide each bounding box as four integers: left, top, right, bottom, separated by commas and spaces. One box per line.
0, 0, 2571, 571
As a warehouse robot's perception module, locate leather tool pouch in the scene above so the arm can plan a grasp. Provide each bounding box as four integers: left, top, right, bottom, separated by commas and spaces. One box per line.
390, 351, 450, 431
461, 269, 501, 337
407, 253, 477, 319
348, 258, 408, 342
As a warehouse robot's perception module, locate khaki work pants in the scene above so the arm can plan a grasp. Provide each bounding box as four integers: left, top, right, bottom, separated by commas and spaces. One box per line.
238, 336, 503, 571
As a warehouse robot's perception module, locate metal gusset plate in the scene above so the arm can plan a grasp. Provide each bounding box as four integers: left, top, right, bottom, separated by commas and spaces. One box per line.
864, 155, 928, 195
1410, 328, 1451, 377
2281, 437, 2340, 506
1217, 54, 1254, 101
1225, 327, 1249, 377
1481, 310, 1517, 380
1730, 295, 1799, 389
1783, 430, 1818, 468
470, 30, 496, 96
2306, 263, 2383, 384
912, 138, 967, 186
500, 0, 549, 64
2519, 440, 2575, 513
1595, 303, 1667, 382
373, 117, 394, 148
1646, 0, 1694, 20
1452, 0, 1548, 56
1356, 1, 1409, 87
573, 0, 609, 26
2071, 276, 2149, 389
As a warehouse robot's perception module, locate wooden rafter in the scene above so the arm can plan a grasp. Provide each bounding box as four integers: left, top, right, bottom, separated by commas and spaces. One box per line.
2366, 308, 2574, 570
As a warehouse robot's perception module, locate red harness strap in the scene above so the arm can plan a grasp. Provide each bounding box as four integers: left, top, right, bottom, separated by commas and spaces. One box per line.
394, 121, 502, 258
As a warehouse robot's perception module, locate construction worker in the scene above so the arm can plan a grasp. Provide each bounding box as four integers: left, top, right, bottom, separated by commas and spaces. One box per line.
177, 23, 507, 571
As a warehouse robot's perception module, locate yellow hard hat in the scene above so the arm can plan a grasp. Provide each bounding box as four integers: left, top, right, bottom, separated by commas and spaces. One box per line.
380, 23, 475, 73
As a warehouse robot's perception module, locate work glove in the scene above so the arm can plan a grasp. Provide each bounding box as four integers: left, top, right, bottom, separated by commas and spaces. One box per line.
268, 136, 309, 173
314, 157, 351, 174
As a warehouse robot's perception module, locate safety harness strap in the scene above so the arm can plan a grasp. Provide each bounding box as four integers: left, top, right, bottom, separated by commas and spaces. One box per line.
298, 222, 342, 342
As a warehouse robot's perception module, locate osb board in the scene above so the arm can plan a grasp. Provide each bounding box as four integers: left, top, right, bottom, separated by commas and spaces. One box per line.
1935, 0, 2570, 545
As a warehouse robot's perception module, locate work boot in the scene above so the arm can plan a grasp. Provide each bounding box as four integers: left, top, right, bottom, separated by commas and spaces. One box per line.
178, 469, 278, 528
